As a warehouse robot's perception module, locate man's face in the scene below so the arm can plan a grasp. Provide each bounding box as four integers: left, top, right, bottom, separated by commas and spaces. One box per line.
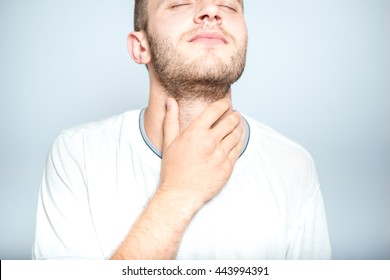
146, 0, 248, 101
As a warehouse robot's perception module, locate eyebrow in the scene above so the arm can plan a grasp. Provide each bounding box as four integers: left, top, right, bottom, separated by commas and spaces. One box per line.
159, 0, 243, 10
225, 0, 243, 8
162, 0, 243, 4
228, 0, 244, 9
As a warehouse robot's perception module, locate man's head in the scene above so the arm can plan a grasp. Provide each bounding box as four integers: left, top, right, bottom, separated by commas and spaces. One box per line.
131, 0, 248, 102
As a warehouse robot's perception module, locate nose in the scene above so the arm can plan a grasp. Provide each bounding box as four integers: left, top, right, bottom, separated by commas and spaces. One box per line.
194, 2, 223, 27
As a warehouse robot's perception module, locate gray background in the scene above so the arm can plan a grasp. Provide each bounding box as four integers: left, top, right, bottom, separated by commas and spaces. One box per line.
0, 0, 389, 259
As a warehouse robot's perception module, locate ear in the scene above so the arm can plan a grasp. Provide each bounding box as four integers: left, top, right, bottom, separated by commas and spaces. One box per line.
127, 31, 151, 64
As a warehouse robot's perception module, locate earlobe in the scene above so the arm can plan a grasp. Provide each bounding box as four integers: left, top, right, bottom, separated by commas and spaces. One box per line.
127, 31, 151, 64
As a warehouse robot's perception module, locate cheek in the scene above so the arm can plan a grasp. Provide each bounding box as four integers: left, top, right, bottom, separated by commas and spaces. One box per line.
236, 25, 248, 46
232, 20, 247, 36
153, 12, 195, 35
228, 27, 247, 50
223, 16, 247, 37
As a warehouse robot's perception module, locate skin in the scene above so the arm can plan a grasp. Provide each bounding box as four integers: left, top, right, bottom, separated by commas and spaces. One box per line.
111, 0, 248, 259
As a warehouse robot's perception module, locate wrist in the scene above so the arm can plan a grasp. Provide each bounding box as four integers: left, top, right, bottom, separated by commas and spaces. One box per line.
155, 182, 204, 222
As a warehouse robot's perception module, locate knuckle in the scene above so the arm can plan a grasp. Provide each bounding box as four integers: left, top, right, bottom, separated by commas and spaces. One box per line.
226, 114, 238, 127
227, 112, 242, 128
213, 147, 225, 161
231, 126, 242, 141
236, 120, 245, 134
201, 137, 217, 152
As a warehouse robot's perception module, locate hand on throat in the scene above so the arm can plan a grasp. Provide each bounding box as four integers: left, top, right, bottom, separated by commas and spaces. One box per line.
175, 90, 233, 132
144, 81, 233, 155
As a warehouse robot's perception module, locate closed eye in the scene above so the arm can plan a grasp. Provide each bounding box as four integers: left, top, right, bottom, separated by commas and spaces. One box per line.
219, 5, 237, 12
217, 0, 241, 12
170, 3, 191, 10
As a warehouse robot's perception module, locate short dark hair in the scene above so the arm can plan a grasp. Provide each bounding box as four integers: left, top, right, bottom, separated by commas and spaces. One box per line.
134, 0, 148, 31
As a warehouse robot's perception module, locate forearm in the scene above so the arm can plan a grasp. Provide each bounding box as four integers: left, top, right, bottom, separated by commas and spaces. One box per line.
111, 99, 244, 260
110, 185, 201, 260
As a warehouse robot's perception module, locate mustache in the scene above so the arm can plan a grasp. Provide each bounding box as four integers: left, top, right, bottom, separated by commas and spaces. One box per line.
180, 26, 235, 44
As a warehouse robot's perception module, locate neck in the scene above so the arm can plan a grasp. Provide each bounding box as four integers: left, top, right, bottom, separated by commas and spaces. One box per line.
177, 97, 228, 131
143, 87, 233, 153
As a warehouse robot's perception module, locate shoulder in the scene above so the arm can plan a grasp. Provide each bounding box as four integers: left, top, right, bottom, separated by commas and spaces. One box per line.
243, 114, 318, 186
245, 115, 313, 158
60, 110, 140, 139
49, 110, 141, 157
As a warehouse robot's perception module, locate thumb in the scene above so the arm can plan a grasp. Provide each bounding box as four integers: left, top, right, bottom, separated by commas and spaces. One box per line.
163, 98, 180, 150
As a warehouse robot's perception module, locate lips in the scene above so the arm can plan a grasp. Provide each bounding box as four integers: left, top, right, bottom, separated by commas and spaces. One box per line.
188, 32, 228, 44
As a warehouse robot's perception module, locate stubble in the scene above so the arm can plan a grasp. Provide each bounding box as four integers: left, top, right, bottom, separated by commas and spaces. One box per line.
147, 28, 247, 103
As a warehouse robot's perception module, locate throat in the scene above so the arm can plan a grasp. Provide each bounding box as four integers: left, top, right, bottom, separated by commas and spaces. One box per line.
177, 99, 210, 131
164, 86, 232, 131
177, 90, 232, 132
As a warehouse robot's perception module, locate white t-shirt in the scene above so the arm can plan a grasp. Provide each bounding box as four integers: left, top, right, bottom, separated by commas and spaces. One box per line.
32, 109, 331, 259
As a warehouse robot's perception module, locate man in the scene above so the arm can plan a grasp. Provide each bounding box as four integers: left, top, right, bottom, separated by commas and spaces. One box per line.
33, 0, 331, 259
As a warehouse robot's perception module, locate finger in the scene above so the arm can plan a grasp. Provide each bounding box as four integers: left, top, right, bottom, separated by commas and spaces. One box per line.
193, 98, 232, 129
227, 127, 246, 163
212, 111, 242, 141
163, 98, 180, 150
221, 120, 244, 157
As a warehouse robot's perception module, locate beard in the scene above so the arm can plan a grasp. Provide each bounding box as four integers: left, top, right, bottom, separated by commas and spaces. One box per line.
147, 29, 247, 103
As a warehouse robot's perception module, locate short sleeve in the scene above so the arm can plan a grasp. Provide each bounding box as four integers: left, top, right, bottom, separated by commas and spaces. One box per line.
286, 184, 332, 259
32, 132, 104, 259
